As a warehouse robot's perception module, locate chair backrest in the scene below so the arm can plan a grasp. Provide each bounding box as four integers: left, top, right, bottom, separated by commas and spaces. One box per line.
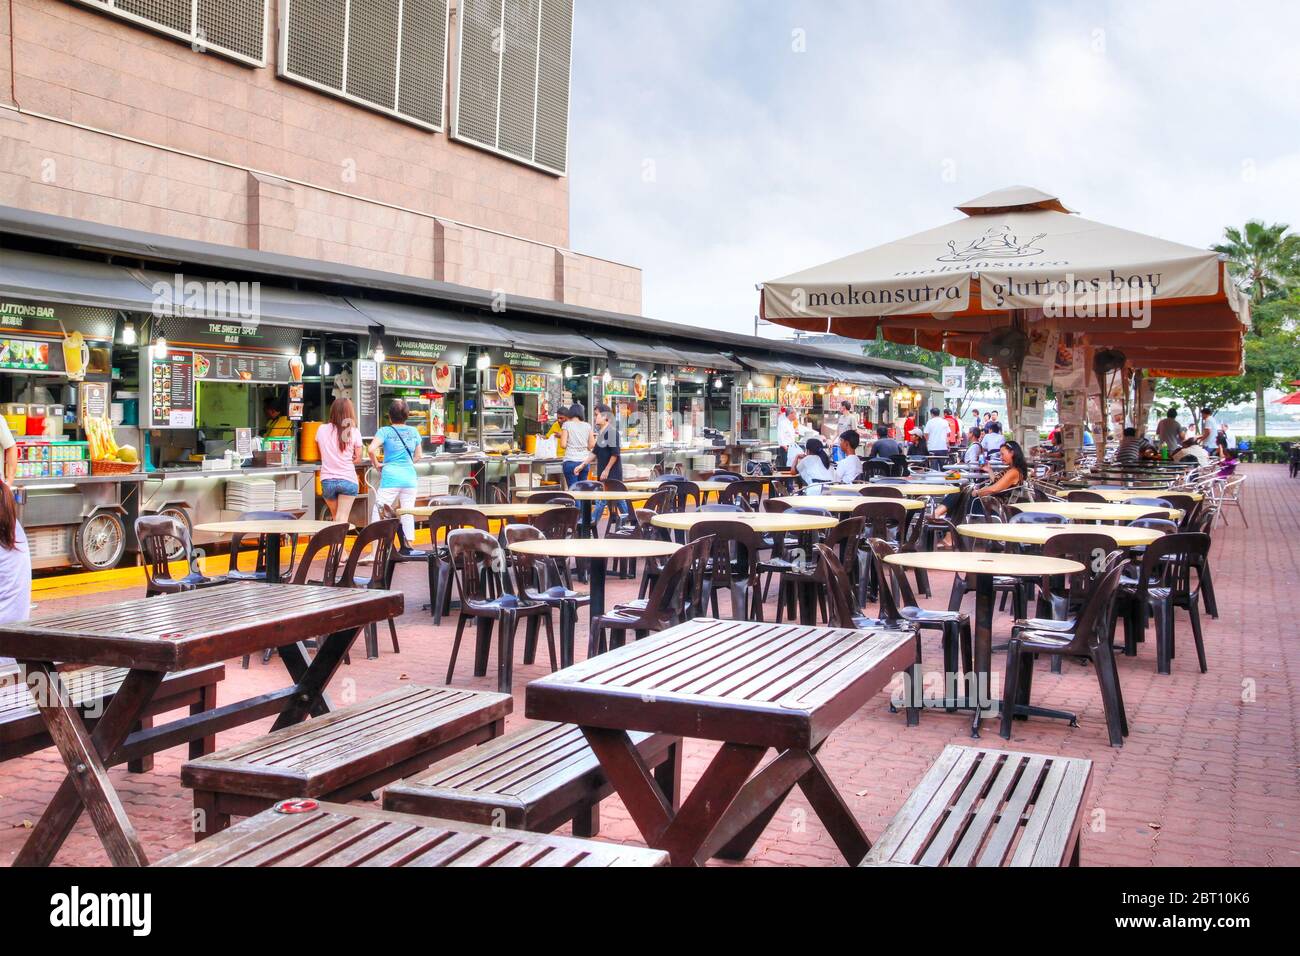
1009, 510, 1061, 525
1061, 557, 1130, 653
861, 485, 903, 499
640, 488, 677, 516
851, 501, 907, 541
720, 479, 763, 510
446, 528, 504, 603
526, 491, 577, 506
529, 506, 579, 540
864, 459, 894, 480
602, 478, 628, 492
889, 453, 910, 476
816, 544, 861, 628
229, 510, 298, 573
711, 472, 743, 483
291, 523, 349, 586
1136, 531, 1212, 596
429, 508, 490, 549
823, 515, 865, 566
640, 535, 711, 628
865, 538, 906, 622
675, 481, 702, 511
378, 503, 416, 551
1129, 516, 1177, 535
569, 480, 604, 492
1040, 532, 1118, 606
687, 520, 763, 581
701, 502, 744, 513
337, 518, 399, 590
1067, 491, 1108, 503
763, 498, 791, 513
135, 515, 191, 584
502, 523, 547, 593
1125, 497, 1173, 508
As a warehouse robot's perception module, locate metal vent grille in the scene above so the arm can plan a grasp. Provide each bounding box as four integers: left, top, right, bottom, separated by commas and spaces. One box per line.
69, 0, 267, 66
453, 0, 573, 176
280, 0, 449, 131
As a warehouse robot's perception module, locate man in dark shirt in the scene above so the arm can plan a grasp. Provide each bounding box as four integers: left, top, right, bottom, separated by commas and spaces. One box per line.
586, 403, 628, 528
1115, 427, 1143, 466
869, 423, 903, 461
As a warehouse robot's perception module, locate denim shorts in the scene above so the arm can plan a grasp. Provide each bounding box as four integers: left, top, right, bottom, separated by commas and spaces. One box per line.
321, 478, 360, 501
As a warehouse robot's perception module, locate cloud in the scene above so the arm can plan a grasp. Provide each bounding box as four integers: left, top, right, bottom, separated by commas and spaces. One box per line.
567, 0, 1300, 334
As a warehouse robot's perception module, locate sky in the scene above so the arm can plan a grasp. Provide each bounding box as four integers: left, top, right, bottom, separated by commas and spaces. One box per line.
566, 0, 1300, 338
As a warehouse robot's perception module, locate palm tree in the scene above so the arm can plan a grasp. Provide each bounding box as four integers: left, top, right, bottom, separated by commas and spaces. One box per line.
1212, 221, 1300, 435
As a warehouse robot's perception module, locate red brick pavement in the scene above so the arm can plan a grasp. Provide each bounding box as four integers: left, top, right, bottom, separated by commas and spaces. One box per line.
2, 464, 1297, 867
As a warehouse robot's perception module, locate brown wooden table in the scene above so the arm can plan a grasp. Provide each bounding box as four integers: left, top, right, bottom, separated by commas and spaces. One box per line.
526, 617, 919, 866
0, 582, 402, 867
155, 800, 669, 867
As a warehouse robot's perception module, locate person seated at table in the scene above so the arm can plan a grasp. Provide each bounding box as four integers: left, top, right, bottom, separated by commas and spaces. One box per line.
792, 437, 836, 493
1115, 427, 1143, 466
980, 420, 1007, 456
1173, 436, 1210, 466
0, 483, 31, 672
963, 427, 986, 465
935, 441, 1027, 519
834, 430, 863, 483
868, 424, 903, 461
1216, 446, 1240, 478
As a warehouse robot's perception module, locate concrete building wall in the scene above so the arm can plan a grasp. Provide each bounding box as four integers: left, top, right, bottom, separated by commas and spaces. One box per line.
0, 0, 642, 313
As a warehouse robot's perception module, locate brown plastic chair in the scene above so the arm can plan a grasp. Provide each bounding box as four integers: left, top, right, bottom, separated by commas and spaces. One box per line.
688, 520, 764, 621
719, 479, 763, 510
428, 508, 491, 625
337, 518, 401, 660
503, 523, 586, 670
1003, 556, 1131, 747
770, 517, 864, 625
136, 515, 225, 598
445, 529, 554, 693
592, 536, 712, 654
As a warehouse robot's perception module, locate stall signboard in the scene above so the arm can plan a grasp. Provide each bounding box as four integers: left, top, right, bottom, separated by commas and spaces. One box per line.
0, 299, 117, 342
492, 368, 549, 395
151, 315, 303, 354
741, 386, 780, 406
78, 382, 109, 423
784, 385, 815, 409
150, 351, 196, 428
603, 361, 651, 401
192, 351, 293, 384
375, 335, 468, 369
0, 337, 55, 372
479, 349, 562, 376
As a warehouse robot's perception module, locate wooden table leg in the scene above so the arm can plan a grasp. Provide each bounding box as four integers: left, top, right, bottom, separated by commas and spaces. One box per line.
14, 663, 164, 867
581, 727, 673, 845
796, 749, 871, 865
269, 626, 360, 731
972, 571, 995, 739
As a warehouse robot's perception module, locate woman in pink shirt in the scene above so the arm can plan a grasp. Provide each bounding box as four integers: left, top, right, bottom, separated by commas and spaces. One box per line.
316, 398, 364, 523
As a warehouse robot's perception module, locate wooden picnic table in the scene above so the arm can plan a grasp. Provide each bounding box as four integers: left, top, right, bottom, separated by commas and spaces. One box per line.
884, 551, 1083, 738
193, 519, 345, 584
155, 800, 669, 867
0, 582, 401, 867
526, 617, 919, 866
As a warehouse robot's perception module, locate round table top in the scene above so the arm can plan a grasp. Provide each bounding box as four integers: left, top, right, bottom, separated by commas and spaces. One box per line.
1010, 502, 1182, 521
624, 480, 729, 493
517, 489, 647, 502
772, 495, 925, 513
836, 483, 959, 496
884, 551, 1085, 577
651, 511, 837, 533
508, 538, 681, 560
1082, 488, 1204, 504
194, 520, 344, 537
399, 503, 562, 518
956, 523, 1164, 547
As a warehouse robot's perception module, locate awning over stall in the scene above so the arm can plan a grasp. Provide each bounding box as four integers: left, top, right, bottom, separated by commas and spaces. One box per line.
0, 250, 157, 313
347, 298, 502, 345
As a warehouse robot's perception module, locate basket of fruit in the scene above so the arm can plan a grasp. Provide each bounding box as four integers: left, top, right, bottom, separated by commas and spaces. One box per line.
85, 417, 140, 475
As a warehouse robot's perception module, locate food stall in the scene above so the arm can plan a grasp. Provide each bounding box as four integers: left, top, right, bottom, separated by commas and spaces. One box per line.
734, 373, 782, 471
596, 358, 659, 479
2, 296, 145, 570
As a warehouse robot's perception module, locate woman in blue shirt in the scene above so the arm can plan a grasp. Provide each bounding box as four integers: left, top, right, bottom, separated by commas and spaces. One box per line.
368, 400, 424, 542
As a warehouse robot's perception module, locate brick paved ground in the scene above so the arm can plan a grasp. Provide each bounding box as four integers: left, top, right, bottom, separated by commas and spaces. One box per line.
2, 464, 1296, 867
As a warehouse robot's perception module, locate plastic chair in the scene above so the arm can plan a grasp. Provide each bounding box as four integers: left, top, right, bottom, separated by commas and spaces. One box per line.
136, 515, 225, 599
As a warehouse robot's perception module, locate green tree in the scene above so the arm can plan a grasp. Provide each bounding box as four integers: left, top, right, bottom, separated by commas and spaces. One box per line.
860, 340, 996, 419
1212, 220, 1300, 435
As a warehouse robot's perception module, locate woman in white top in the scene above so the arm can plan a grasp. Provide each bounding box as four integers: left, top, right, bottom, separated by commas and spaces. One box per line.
793, 437, 837, 493
0, 484, 32, 672
561, 404, 594, 487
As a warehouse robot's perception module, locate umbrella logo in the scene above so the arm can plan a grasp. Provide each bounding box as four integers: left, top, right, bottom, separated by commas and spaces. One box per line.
938, 225, 1046, 262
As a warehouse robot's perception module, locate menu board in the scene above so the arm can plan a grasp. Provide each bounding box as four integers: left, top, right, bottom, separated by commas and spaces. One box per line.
357, 359, 379, 436
379, 360, 456, 391
491, 368, 549, 394
0, 338, 54, 372
151, 351, 196, 428
741, 386, 779, 406
193, 351, 291, 384
78, 382, 109, 422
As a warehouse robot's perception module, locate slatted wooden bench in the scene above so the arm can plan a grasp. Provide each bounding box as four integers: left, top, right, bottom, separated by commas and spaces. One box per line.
861, 745, 1093, 867
155, 800, 670, 867
182, 685, 511, 840
1, 664, 224, 771
383, 720, 682, 836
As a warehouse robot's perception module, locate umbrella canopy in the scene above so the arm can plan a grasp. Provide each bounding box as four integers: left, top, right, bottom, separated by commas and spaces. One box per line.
1275, 390, 1300, 405
761, 186, 1249, 377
